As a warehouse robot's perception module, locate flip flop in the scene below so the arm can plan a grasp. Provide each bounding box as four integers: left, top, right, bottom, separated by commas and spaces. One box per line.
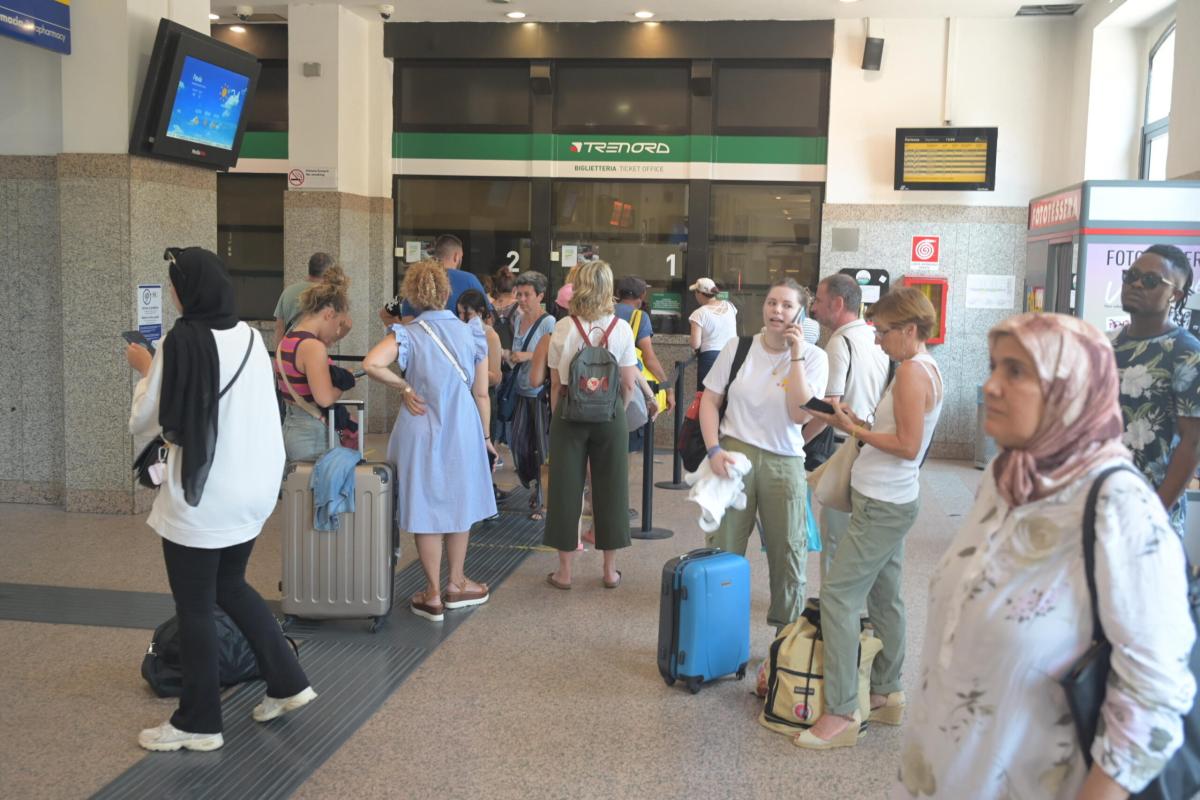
546, 572, 571, 590
603, 570, 622, 589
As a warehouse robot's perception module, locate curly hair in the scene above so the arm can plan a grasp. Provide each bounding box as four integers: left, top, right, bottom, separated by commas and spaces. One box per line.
298, 265, 350, 317
568, 260, 615, 321
402, 260, 451, 312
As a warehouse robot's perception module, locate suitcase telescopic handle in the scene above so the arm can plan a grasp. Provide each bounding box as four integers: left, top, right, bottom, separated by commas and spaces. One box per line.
327, 398, 366, 457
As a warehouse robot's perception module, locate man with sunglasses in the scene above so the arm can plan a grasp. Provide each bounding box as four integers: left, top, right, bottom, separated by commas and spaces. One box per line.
1112, 243, 1200, 535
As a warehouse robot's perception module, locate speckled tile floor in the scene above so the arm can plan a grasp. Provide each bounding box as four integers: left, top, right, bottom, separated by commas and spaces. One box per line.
0, 453, 982, 800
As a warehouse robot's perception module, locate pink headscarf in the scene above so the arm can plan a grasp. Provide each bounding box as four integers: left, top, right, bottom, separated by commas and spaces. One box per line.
989, 313, 1130, 507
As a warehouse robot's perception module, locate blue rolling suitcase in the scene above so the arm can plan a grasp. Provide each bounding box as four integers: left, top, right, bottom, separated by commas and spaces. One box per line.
657, 548, 751, 693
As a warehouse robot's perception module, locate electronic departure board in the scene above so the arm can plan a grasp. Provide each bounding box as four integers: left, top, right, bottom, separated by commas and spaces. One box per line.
894, 127, 998, 191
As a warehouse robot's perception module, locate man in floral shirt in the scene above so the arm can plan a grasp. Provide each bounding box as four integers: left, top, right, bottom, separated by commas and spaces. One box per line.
1112, 243, 1200, 535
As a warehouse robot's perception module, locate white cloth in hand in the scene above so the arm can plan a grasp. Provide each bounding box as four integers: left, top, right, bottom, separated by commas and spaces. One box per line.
685, 452, 752, 533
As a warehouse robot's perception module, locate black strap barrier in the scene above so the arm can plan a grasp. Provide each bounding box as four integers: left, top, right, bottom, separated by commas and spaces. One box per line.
655, 356, 696, 491
630, 407, 673, 540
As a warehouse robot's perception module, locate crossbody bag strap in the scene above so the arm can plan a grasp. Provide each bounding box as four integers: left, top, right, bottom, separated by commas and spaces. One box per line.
275, 337, 324, 421
418, 319, 471, 385
717, 335, 754, 420
1082, 465, 1137, 647
518, 314, 550, 352
218, 329, 255, 400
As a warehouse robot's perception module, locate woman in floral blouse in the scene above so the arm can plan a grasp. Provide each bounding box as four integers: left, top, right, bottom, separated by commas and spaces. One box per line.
896, 313, 1194, 799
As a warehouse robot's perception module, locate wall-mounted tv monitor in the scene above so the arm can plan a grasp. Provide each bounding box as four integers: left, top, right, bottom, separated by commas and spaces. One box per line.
894, 127, 997, 191
129, 19, 261, 171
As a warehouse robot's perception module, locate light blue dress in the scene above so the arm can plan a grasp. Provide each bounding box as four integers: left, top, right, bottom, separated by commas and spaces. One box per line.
387, 311, 497, 533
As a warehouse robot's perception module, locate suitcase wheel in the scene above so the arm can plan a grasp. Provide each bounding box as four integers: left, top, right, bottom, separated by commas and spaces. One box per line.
736, 665, 747, 680
369, 616, 384, 633
663, 675, 675, 687
686, 677, 702, 694
280, 615, 295, 632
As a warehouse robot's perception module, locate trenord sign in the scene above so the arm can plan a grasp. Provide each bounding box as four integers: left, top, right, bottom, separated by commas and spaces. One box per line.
568, 141, 672, 155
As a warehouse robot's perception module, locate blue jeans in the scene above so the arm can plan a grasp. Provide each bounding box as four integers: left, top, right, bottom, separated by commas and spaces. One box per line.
282, 403, 327, 462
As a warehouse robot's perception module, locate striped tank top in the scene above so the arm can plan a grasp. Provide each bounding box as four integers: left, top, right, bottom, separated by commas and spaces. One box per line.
276, 331, 321, 405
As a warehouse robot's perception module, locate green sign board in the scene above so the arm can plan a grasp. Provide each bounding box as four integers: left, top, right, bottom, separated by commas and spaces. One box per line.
649, 292, 682, 316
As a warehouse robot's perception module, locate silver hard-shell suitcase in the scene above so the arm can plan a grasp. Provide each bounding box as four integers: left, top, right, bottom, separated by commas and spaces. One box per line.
280, 399, 396, 632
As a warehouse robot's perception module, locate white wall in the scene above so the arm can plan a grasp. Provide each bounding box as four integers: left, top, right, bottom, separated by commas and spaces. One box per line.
1084, 26, 1146, 179
825, 17, 1075, 207
1167, 0, 1200, 178
0, 41, 63, 155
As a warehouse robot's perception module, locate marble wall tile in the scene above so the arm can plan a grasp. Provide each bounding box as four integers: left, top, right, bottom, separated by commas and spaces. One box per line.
369, 201, 397, 434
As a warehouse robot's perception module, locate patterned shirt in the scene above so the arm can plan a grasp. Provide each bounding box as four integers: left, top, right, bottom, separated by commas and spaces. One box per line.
1111, 326, 1200, 534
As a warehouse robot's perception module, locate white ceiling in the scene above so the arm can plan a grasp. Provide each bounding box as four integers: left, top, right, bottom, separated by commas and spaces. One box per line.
211, 0, 1093, 24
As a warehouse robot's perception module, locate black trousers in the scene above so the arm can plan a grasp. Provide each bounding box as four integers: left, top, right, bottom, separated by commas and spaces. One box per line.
161, 537, 309, 734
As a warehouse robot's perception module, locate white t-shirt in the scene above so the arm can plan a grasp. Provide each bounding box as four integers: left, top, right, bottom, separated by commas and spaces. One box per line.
129, 323, 286, 549
688, 301, 739, 353
547, 314, 639, 380
703, 334, 829, 457
823, 319, 891, 424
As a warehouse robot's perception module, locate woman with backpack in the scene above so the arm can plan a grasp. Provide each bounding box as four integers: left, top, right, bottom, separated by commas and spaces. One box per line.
893, 313, 1195, 797
363, 260, 497, 622
544, 260, 646, 590
128, 248, 314, 752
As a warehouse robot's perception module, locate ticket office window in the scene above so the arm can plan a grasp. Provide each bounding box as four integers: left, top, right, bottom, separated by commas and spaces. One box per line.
552, 180, 688, 333
709, 184, 822, 335
394, 177, 533, 296
217, 173, 285, 320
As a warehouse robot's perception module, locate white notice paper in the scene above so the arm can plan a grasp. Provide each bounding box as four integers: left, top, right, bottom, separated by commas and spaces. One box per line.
965, 274, 1015, 310
405, 241, 423, 262
861, 285, 881, 304
561, 245, 578, 268
137, 284, 163, 342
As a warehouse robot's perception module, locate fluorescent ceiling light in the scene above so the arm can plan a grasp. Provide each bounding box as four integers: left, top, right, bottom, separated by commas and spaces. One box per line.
506, 10, 527, 18
208, 13, 220, 21
634, 10, 655, 19
229, 24, 246, 32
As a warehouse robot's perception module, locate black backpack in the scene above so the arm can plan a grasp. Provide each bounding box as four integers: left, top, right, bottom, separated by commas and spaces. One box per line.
140, 609, 289, 698
678, 336, 753, 473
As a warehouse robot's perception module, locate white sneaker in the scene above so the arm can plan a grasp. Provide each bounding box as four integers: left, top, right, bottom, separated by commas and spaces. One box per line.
252, 686, 317, 723
138, 722, 224, 752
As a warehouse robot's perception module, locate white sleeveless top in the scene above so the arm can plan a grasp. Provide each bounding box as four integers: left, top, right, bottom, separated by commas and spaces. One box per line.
850, 353, 943, 505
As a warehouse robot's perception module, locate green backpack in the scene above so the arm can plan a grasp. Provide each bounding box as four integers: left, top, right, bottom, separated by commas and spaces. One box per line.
562, 316, 621, 423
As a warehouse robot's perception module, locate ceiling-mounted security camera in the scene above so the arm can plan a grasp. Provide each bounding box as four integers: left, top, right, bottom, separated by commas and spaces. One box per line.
378, 4, 394, 20
235, 5, 253, 21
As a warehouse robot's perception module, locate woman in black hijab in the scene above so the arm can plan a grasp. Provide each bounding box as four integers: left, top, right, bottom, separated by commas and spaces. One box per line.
128, 247, 316, 752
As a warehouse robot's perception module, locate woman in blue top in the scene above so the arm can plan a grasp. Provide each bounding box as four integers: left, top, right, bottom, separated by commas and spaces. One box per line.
506, 271, 555, 519
363, 260, 498, 623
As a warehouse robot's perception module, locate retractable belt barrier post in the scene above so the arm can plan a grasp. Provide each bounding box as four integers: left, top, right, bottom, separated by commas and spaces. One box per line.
631, 407, 673, 540
655, 356, 696, 491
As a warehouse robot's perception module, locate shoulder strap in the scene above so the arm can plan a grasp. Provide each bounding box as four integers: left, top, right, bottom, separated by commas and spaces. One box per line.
630, 308, 643, 339
718, 336, 754, 420
1082, 465, 1138, 646
275, 337, 324, 420
842, 335, 854, 384
218, 329, 255, 400
570, 315, 590, 345
417, 319, 471, 386
601, 316, 620, 348
518, 313, 550, 352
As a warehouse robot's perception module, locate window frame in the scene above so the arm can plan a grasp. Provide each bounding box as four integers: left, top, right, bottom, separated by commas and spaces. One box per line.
1139, 22, 1175, 180
394, 59, 534, 134
711, 59, 831, 138
552, 59, 693, 136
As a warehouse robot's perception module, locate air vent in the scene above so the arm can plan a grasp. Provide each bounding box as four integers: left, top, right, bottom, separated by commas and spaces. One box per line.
1015, 4, 1083, 16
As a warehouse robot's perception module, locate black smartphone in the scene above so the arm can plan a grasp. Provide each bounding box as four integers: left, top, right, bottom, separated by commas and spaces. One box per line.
121, 330, 155, 356
805, 397, 836, 415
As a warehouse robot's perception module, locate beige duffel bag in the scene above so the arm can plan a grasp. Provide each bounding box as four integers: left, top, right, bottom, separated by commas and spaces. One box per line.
759, 602, 883, 736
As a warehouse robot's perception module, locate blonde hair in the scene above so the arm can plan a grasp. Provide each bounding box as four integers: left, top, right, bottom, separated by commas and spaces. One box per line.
867, 286, 938, 341
298, 265, 350, 316
568, 260, 615, 321
403, 259, 450, 311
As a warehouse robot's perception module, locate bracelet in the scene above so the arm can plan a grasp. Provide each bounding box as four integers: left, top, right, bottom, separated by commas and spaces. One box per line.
707, 445, 723, 459
484, 435, 491, 441
790, 357, 804, 362
401, 384, 411, 396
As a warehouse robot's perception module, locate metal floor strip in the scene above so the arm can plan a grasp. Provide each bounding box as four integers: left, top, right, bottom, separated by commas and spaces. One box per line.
81, 511, 546, 799
0, 582, 177, 630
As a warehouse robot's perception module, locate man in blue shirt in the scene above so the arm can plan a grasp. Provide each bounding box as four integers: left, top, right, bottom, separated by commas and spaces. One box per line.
383, 234, 489, 322
614, 276, 674, 456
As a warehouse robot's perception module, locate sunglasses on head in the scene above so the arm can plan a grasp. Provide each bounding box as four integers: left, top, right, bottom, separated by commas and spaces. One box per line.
1122, 269, 1178, 290
163, 247, 184, 265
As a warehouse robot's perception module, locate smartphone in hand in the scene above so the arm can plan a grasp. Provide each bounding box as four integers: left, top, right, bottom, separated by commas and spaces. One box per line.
804, 397, 836, 415
121, 330, 155, 356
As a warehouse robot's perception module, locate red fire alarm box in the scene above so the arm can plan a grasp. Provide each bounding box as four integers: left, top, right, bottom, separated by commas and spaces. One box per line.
901, 275, 948, 345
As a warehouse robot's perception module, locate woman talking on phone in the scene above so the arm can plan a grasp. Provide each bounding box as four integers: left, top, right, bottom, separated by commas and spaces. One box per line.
700, 277, 828, 631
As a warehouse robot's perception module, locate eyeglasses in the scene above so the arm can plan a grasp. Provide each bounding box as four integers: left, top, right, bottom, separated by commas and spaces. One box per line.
1122, 269, 1179, 290
874, 324, 900, 337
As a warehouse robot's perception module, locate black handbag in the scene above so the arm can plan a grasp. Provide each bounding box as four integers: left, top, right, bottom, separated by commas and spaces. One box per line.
131, 331, 254, 489
805, 338, 855, 472
1061, 465, 1200, 798
679, 336, 752, 473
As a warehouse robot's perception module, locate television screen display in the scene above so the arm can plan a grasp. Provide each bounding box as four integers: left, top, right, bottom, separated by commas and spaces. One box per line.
166, 56, 251, 152
894, 127, 997, 191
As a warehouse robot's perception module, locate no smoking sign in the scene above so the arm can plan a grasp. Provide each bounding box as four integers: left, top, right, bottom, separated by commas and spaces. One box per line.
288, 169, 305, 188
911, 236, 940, 268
